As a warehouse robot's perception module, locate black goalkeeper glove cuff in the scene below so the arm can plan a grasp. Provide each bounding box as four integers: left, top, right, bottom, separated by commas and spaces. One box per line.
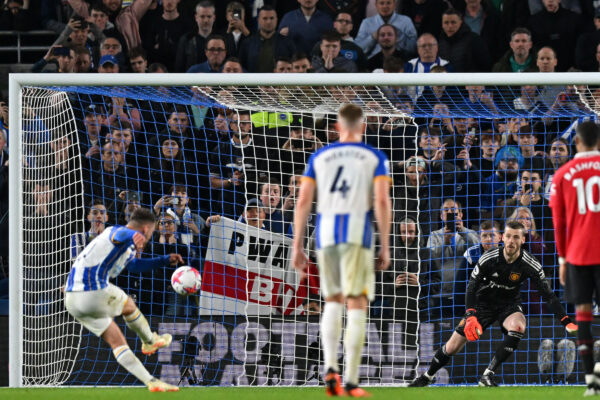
560, 316, 572, 327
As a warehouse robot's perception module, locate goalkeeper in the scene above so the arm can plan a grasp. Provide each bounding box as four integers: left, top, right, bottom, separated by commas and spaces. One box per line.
64, 208, 183, 392
410, 220, 577, 387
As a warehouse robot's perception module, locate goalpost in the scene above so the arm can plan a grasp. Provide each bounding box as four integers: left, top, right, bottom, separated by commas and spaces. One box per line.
9, 72, 600, 388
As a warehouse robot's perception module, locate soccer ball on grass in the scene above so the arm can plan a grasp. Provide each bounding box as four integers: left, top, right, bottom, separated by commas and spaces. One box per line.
171, 266, 202, 296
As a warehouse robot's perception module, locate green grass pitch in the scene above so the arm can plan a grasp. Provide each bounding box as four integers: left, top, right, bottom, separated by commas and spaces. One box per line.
0, 387, 587, 400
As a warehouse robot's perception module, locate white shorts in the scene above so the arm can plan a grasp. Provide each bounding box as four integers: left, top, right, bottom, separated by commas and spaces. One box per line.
316, 243, 374, 301
64, 283, 129, 336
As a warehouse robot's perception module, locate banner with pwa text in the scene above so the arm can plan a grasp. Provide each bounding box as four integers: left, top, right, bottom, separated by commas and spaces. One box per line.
200, 217, 310, 316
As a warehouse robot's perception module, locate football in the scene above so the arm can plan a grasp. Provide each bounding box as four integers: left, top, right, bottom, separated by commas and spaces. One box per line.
170, 266, 202, 296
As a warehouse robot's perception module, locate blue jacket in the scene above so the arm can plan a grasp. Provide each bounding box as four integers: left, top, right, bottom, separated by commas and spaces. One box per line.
355, 12, 417, 58
187, 61, 221, 73
238, 32, 296, 72
279, 9, 332, 54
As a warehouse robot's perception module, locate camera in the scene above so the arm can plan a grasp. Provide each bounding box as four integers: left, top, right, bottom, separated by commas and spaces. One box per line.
445, 212, 456, 232
522, 183, 531, 193
232, 8, 242, 20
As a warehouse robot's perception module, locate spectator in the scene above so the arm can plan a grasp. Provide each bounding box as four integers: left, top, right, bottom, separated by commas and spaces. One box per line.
149, 136, 188, 197
461, 0, 501, 60
239, 198, 266, 229
89, 2, 126, 48
464, 220, 502, 269
405, 33, 452, 99
438, 8, 491, 72
527, 0, 586, 71
31, 45, 75, 73
356, 0, 417, 58
317, 0, 366, 27
311, 30, 358, 72
97, 54, 119, 73
79, 106, 105, 159
399, 0, 446, 37
107, 97, 142, 131
68, 0, 152, 50
223, 1, 250, 56
366, 24, 406, 71
481, 145, 523, 219
239, 5, 296, 73
222, 57, 244, 73
516, 169, 552, 240
259, 180, 286, 233
281, 171, 302, 223
512, 85, 544, 115
106, 120, 141, 166
508, 206, 547, 261
175, 0, 215, 72
475, 131, 501, 180
414, 65, 456, 113
544, 137, 570, 200
0, 0, 34, 31
148, 62, 168, 72
99, 36, 125, 70
129, 46, 148, 72
427, 198, 479, 316
71, 200, 110, 258
493, 27, 537, 72
187, 34, 227, 73
393, 156, 442, 235
73, 46, 92, 72
390, 216, 435, 316
312, 11, 368, 71
292, 52, 313, 72
515, 125, 550, 171
279, 0, 333, 55
274, 57, 293, 73
85, 141, 135, 207
144, 0, 194, 72
575, 10, 600, 71
53, 15, 102, 53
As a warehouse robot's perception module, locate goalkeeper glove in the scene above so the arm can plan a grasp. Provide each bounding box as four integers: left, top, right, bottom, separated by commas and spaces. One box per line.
561, 316, 578, 335
463, 309, 482, 342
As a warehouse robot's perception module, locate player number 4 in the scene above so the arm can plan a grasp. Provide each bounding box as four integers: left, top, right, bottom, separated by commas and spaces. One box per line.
573, 176, 600, 214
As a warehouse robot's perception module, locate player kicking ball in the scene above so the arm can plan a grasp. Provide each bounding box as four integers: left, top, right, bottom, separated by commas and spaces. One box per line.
293, 104, 392, 397
410, 220, 577, 387
64, 208, 183, 392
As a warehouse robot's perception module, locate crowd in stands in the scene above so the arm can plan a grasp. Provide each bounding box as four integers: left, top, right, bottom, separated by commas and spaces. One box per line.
1, 0, 599, 317
0, 0, 598, 74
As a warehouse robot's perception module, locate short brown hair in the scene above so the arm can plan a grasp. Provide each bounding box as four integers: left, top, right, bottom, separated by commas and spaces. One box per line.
480, 220, 500, 231
338, 103, 364, 128
130, 208, 156, 225
505, 220, 525, 233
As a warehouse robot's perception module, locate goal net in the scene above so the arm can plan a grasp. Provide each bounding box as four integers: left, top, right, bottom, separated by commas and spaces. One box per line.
9, 74, 597, 387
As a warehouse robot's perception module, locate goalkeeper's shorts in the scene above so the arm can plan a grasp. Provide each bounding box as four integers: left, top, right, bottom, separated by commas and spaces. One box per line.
64, 283, 129, 336
316, 243, 374, 301
565, 263, 600, 305
455, 303, 523, 337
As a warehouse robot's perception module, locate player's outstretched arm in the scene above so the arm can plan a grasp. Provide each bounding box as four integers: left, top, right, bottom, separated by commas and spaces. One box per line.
292, 178, 316, 277
374, 177, 391, 271
127, 254, 184, 273
534, 278, 578, 335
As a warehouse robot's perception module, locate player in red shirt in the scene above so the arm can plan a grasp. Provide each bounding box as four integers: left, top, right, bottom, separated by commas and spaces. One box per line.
550, 121, 600, 396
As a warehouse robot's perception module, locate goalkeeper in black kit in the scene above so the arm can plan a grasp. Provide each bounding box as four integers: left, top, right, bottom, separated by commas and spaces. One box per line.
410, 221, 577, 387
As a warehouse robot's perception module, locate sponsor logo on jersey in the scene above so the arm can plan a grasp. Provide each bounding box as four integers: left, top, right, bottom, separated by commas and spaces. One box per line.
509, 272, 521, 282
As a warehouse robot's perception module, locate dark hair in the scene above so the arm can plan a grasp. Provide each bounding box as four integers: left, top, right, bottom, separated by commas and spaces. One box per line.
377, 23, 397, 37
110, 120, 132, 131
172, 104, 188, 115
480, 220, 500, 231
196, 0, 215, 10
383, 56, 404, 72
128, 46, 147, 61
205, 34, 226, 49
73, 46, 91, 56
335, 10, 352, 21
576, 121, 600, 148
292, 52, 309, 62
224, 56, 242, 64
505, 220, 525, 233
148, 62, 168, 72
130, 208, 156, 225
170, 184, 187, 194
90, 198, 106, 208
442, 7, 462, 18
321, 30, 342, 43
422, 125, 442, 137
236, 109, 252, 118
274, 56, 292, 64
510, 27, 531, 41
258, 4, 276, 13
90, 2, 111, 15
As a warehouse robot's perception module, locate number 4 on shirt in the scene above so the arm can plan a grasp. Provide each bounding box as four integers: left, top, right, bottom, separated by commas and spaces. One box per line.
330, 166, 350, 198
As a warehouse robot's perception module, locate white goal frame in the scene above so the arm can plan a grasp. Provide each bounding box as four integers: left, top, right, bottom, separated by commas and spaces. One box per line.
9, 71, 600, 388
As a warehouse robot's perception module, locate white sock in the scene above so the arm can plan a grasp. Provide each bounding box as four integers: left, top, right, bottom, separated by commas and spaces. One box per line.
483, 368, 494, 376
124, 308, 154, 344
113, 345, 153, 384
321, 302, 344, 372
344, 309, 366, 386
